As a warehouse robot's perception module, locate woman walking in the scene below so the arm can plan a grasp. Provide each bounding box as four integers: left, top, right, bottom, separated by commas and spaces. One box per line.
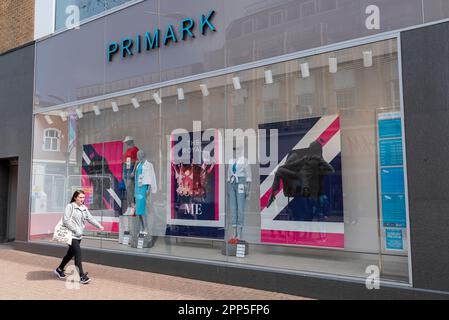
54, 190, 104, 284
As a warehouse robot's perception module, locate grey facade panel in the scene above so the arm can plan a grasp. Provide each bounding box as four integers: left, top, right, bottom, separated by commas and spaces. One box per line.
0, 44, 35, 242
401, 22, 449, 292
35, 0, 449, 110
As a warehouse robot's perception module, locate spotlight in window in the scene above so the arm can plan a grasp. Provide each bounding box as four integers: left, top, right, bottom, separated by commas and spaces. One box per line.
59, 111, 67, 122
93, 105, 101, 116
232, 76, 242, 90
44, 115, 53, 125
329, 57, 338, 74
264, 70, 273, 84
111, 101, 119, 112
131, 97, 140, 109
153, 92, 162, 105
177, 88, 185, 101
363, 50, 373, 67
76, 108, 84, 119
300, 63, 310, 78
200, 84, 209, 97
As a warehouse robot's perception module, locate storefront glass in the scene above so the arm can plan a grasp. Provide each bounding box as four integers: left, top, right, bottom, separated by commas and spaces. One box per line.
55, 0, 136, 31
31, 38, 410, 283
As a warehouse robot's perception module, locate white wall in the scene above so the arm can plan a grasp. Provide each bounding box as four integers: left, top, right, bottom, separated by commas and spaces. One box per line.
35, 0, 56, 40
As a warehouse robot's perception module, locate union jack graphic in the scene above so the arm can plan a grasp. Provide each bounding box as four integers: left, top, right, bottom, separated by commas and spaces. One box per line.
259, 115, 344, 248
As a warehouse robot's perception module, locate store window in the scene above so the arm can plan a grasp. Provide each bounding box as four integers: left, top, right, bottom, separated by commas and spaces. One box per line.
43, 128, 61, 152
30, 38, 410, 283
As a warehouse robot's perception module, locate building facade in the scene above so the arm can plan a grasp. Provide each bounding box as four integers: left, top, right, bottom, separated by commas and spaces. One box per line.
2, 0, 449, 299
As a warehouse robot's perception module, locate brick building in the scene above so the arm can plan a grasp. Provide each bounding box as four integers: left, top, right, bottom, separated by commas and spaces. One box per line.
0, 0, 35, 54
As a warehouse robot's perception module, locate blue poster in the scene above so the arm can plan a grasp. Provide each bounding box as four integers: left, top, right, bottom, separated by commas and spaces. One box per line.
380, 168, 405, 194
379, 139, 404, 167
378, 112, 407, 250
381, 194, 406, 228
385, 229, 404, 250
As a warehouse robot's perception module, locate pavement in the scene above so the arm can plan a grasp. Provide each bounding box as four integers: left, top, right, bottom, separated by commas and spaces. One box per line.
0, 245, 307, 300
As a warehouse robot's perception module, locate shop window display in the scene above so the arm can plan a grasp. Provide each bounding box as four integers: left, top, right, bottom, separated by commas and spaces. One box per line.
31, 39, 410, 283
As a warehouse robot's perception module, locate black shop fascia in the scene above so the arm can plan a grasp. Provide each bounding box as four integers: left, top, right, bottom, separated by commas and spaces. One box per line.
107, 10, 216, 62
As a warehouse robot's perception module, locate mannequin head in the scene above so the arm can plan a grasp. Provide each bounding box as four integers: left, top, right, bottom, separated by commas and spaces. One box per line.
308, 140, 323, 157
137, 150, 146, 161
124, 136, 135, 147
233, 143, 244, 158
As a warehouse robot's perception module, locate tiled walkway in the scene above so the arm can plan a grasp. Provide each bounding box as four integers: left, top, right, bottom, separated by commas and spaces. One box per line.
0, 245, 307, 300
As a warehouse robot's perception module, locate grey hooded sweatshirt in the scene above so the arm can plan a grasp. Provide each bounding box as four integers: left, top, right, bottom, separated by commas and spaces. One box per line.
63, 203, 102, 240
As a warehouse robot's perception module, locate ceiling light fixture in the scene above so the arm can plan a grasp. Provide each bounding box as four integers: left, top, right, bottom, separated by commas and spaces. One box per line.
93, 105, 101, 116
232, 76, 242, 90
300, 62, 310, 78
363, 50, 373, 67
200, 84, 209, 97
59, 112, 67, 122
111, 101, 119, 112
329, 57, 338, 74
76, 108, 84, 119
153, 92, 162, 105
264, 70, 273, 84
131, 97, 140, 109
177, 88, 185, 100
44, 115, 53, 125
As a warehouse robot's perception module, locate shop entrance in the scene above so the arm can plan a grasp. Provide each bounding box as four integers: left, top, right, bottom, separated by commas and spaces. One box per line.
0, 158, 18, 243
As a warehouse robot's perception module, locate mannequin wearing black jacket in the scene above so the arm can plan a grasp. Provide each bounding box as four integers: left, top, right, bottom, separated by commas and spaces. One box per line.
267, 141, 334, 208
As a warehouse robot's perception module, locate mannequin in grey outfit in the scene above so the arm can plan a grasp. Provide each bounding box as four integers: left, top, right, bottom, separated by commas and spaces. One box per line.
121, 136, 139, 242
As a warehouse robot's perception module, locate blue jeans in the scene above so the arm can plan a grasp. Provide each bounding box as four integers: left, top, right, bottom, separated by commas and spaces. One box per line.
228, 177, 247, 227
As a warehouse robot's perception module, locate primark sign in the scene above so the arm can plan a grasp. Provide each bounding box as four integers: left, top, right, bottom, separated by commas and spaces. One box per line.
107, 10, 216, 62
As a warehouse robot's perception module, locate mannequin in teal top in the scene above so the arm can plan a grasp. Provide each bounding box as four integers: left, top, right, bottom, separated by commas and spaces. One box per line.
131, 150, 157, 235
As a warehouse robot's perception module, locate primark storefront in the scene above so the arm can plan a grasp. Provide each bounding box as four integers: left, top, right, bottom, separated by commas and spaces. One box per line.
15, 0, 449, 299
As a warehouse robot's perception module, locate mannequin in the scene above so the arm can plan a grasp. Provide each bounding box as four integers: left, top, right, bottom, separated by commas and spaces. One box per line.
123, 136, 139, 213
121, 136, 139, 242
132, 150, 157, 235
227, 144, 252, 241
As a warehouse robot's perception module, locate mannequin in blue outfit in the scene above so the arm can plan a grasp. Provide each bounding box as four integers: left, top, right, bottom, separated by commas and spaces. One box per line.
227, 145, 251, 240
131, 150, 157, 235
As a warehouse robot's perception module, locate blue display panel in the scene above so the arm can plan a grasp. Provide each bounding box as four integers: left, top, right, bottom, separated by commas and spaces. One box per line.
381, 194, 407, 228
378, 112, 407, 250
378, 117, 402, 139
385, 229, 404, 250
379, 139, 404, 166
380, 168, 405, 194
